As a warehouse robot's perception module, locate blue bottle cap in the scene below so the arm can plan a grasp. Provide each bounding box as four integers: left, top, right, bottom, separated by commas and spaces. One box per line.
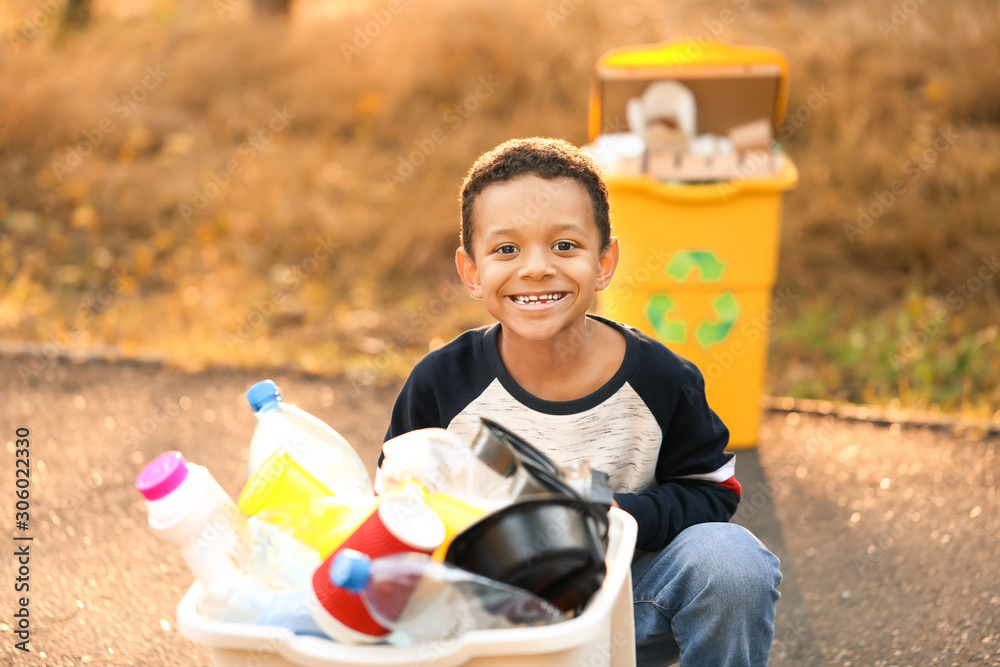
330, 549, 372, 592
247, 380, 282, 413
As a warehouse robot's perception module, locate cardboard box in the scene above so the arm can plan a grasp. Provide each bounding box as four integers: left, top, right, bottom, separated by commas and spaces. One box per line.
589, 42, 790, 182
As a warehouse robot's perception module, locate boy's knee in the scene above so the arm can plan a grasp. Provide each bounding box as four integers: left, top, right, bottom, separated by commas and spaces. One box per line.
678, 523, 782, 602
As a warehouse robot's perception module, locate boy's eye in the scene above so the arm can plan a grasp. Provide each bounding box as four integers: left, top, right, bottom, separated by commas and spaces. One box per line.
496, 244, 518, 255
554, 241, 576, 252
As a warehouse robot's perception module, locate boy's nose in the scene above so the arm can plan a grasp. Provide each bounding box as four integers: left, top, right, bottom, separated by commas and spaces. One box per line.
517, 246, 556, 280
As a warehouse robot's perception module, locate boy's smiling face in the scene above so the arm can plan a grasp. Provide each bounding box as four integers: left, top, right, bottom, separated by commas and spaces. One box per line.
456, 174, 618, 345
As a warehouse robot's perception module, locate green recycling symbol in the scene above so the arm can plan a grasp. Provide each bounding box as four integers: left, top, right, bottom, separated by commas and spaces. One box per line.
645, 250, 740, 349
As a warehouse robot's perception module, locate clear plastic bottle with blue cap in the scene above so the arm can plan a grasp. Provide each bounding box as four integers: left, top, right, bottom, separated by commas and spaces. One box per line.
329, 548, 566, 646
246, 380, 373, 504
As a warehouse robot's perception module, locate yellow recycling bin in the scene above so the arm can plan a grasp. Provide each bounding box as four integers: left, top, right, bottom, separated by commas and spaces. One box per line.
590, 41, 799, 449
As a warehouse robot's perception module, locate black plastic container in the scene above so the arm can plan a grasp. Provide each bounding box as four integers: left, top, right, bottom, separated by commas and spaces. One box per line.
445, 497, 608, 614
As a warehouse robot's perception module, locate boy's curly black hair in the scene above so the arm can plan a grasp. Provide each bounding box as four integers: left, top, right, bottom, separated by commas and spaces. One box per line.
459, 137, 611, 258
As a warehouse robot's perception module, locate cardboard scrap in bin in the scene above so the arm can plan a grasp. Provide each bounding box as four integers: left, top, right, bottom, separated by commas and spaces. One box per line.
588, 40, 791, 182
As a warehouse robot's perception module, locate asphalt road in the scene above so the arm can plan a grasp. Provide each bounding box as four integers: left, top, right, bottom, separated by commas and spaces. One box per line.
1, 352, 998, 666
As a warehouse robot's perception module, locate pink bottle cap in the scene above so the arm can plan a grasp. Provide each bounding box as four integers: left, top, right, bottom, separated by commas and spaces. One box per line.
136, 451, 190, 501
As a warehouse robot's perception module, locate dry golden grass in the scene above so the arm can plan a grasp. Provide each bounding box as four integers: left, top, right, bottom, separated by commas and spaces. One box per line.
1, 0, 998, 410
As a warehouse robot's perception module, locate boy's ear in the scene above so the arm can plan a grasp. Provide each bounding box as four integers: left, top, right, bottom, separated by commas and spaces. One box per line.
595, 237, 620, 291
455, 247, 483, 299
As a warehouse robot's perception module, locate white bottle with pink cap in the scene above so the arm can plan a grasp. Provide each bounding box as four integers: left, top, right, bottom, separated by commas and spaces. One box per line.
136, 451, 246, 586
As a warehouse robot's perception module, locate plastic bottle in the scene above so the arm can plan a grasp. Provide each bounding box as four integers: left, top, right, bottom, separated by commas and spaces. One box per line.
377, 429, 517, 560
330, 549, 567, 646
246, 380, 373, 504
196, 572, 328, 638
238, 516, 321, 592
377, 428, 513, 510
253, 496, 377, 559
135, 451, 246, 585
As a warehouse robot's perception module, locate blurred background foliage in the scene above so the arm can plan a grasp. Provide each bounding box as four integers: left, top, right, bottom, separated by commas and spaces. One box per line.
1, 0, 998, 419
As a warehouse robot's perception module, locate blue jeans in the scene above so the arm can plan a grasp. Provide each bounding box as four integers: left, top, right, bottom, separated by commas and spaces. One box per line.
631, 523, 781, 667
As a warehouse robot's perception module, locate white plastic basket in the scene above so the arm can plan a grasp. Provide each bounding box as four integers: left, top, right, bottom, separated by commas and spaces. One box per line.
177, 508, 638, 667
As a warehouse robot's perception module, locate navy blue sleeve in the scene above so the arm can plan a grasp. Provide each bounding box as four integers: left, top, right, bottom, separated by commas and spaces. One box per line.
613, 341, 741, 551
384, 358, 446, 438
380, 328, 497, 465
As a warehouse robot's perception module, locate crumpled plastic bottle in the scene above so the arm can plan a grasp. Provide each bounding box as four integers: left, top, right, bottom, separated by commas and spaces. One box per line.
330, 549, 566, 646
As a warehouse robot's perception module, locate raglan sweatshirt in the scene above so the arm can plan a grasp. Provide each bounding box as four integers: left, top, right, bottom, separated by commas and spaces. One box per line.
381, 315, 742, 552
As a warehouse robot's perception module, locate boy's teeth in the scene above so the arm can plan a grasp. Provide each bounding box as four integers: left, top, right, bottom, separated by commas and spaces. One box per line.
513, 293, 562, 304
